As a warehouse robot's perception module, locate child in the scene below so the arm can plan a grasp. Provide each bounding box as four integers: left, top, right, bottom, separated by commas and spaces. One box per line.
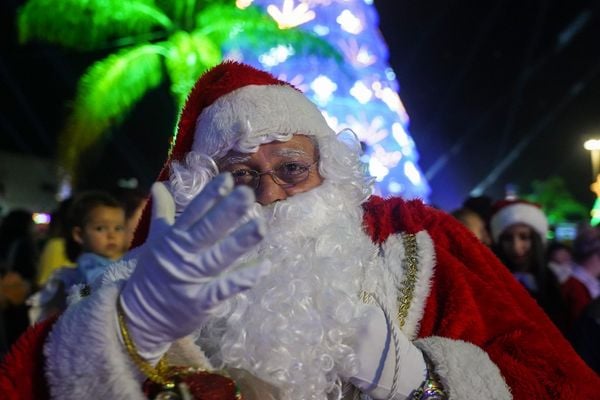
68, 191, 127, 284
28, 191, 127, 322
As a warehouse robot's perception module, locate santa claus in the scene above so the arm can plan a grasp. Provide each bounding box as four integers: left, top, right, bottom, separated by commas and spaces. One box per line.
1, 61, 598, 400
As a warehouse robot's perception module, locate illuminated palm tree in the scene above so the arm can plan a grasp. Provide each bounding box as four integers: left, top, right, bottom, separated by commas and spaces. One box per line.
18, 0, 339, 179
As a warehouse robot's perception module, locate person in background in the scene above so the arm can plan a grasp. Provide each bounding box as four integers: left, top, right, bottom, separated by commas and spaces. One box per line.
36, 198, 75, 287
2, 61, 599, 399
561, 227, 600, 330
27, 191, 127, 322
0, 209, 38, 354
569, 296, 600, 374
545, 241, 574, 284
450, 207, 491, 246
462, 195, 493, 239
490, 199, 568, 332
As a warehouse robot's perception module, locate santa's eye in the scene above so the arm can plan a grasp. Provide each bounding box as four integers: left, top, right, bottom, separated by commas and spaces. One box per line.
276, 162, 311, 179
230, 169, 258, 185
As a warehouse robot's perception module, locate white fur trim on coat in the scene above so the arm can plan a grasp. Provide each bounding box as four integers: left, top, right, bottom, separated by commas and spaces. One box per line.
44, 281, 146, 400
415, 336, 512, 399
193, 84, 335, 158
381, 231, 436, 339
44, 257, 212, 399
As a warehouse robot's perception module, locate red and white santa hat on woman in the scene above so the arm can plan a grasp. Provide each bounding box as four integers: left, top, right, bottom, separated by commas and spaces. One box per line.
489, 199, 549, 243
134, 61, 335, 247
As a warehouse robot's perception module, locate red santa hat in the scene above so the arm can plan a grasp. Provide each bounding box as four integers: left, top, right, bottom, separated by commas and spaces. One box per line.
489, 199, 548, 243
155, 60, 334, 182
133, 61, 334, 247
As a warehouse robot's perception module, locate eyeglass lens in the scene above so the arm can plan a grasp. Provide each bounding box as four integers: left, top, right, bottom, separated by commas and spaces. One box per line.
231, 160, 317, 188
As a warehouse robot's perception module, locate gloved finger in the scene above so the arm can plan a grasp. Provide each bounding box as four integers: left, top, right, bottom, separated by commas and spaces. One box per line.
195, 218, 266, 277
202, 260, 272, 308
147, 181, 176, 242
174, 173, 234, 232
185, 185, 255, 249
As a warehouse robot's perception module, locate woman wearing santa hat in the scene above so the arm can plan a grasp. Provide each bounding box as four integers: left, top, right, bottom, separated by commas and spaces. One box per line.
490, 199, 568, 332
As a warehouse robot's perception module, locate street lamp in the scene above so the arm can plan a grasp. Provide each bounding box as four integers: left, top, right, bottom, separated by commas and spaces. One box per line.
583, 139, 600, 179
584, 139, 600, 226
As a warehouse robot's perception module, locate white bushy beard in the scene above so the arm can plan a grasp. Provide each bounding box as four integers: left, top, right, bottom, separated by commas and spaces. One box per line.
196, 180, 383, 400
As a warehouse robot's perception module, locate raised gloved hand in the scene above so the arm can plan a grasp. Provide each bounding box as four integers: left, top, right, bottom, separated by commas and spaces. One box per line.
349, 304, 427, 399
119, 174, 270, 362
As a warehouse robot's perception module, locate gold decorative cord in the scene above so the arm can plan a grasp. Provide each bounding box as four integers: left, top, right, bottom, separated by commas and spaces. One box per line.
397, 233, 419, 329
358, 233, 419, 329
116, 301, 175, 389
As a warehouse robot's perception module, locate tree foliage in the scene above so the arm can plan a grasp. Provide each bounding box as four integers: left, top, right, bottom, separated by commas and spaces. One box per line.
18, 0, 340, 181
523, 176, 588, 225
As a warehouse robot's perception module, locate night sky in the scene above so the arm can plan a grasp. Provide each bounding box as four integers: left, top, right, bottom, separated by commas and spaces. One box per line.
1, 0, 600, 212
376, 0, 600, 210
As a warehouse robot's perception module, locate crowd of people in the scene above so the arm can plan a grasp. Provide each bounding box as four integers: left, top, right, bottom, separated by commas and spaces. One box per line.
0, 61, 598, 399
451, 196, 600, 373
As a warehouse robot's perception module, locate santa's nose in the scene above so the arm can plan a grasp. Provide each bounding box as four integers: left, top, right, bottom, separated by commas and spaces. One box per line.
255, 174, 287, 205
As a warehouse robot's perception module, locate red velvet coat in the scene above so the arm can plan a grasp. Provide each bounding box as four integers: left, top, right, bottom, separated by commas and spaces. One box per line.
2, 197, 599, 399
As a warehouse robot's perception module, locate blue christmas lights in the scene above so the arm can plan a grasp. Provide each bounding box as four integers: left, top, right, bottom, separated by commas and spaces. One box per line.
230, 0, 430, 200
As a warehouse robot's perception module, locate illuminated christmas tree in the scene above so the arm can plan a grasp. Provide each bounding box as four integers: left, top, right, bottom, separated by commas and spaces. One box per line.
231, 0, 430, 199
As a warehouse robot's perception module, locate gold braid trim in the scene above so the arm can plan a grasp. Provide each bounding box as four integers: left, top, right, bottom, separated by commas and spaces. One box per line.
397, 233, 419, 329
358, 233, 419, 329
116, 301, 175, 389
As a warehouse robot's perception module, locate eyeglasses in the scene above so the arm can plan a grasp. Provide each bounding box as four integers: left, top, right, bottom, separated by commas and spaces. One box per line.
227, 160, 319, 190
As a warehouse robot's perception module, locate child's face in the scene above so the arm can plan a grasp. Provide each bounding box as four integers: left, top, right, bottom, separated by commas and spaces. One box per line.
73, 206, 126, 260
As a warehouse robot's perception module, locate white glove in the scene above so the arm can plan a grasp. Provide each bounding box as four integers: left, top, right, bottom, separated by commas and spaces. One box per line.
119, 174, 270, 362
349, 304, 427, 399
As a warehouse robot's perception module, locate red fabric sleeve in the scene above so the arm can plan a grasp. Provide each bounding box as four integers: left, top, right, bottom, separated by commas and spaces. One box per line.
0, 316, 58, 400
363, 196, 600, 399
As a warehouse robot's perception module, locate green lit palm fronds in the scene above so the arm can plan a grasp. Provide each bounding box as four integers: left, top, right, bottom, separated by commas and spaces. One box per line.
163, 31, 222, 105
154, 0, 205, 29
59, 44, 165, 174
18, 0, 173, 51
197, 4, 342, 61
17, 0, 342, 180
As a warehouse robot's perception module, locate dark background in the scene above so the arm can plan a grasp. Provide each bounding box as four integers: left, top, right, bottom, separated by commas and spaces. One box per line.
377, 0, 600, 210
1, 0, 600, 212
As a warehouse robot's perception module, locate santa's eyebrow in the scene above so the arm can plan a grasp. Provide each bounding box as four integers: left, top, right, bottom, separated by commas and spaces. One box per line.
218, 155, 252, 168
273, 148, 310, 158
219, 148, 313, 168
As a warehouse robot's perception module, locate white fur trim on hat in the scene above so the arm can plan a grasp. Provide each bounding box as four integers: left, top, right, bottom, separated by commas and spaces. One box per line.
193, 84, 334, 159
490, 203, 548, 243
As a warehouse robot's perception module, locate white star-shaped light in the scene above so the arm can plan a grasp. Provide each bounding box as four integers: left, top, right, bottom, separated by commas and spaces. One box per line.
337, 9, 363, 34
345, 113, 388, 145
310, 75, 337, 104
259, 45, 294, 67
350, 81, 373, 104
267, 0, 316, 29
